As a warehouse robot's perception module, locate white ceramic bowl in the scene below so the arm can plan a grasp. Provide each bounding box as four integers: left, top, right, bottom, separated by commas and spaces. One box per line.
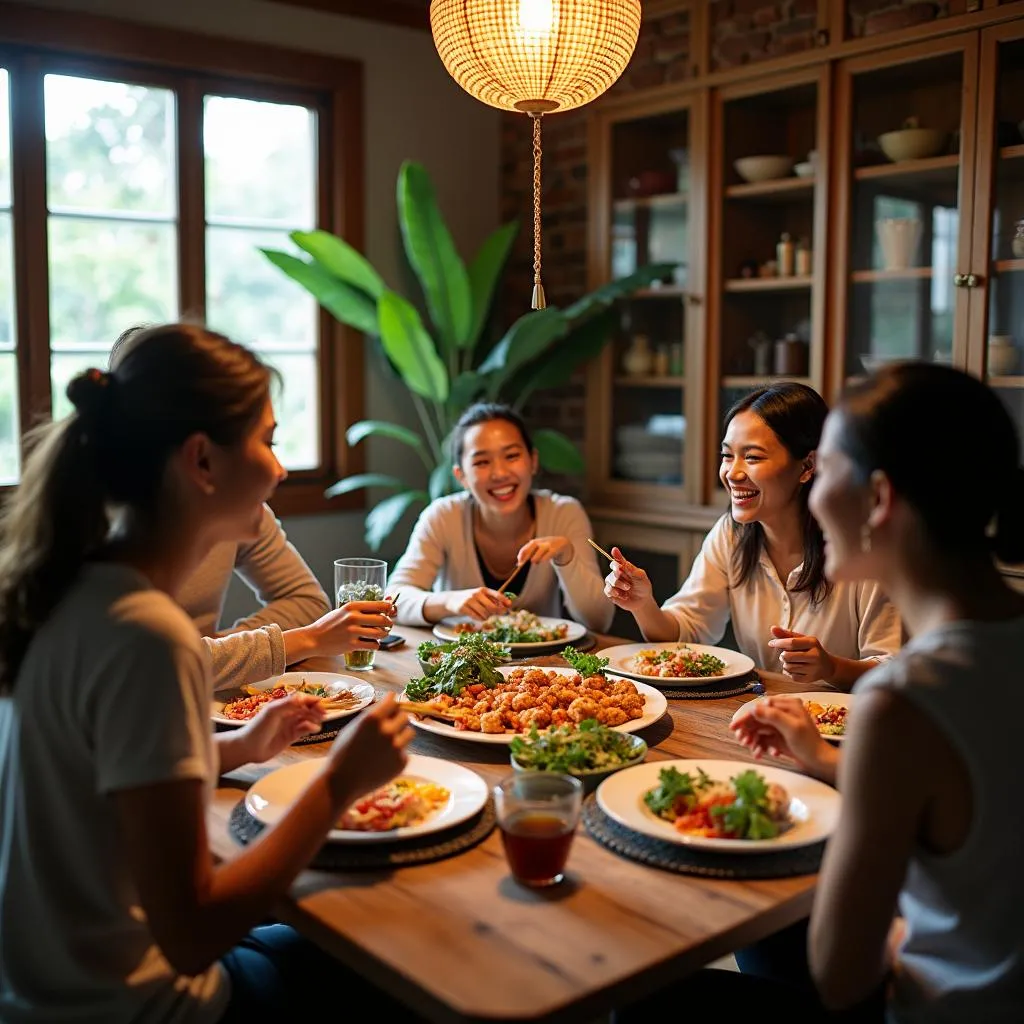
794, 161, 814, 178
877, 128, 947, 162
734, 155, 794, 183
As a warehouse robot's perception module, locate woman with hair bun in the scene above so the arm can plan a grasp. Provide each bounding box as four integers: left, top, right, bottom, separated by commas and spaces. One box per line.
0, 324, 419, 1021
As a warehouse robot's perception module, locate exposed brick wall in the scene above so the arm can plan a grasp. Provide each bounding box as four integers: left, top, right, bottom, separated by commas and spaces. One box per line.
710, 0, 820, 70
847, 1, 968, 38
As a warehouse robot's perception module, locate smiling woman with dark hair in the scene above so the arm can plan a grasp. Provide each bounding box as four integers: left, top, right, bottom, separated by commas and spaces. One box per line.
388, 401, 613, 632
604, 382, 901, 689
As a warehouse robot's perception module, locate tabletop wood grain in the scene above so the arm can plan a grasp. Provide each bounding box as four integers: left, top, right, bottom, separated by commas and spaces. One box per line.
208, 629, 831, 1024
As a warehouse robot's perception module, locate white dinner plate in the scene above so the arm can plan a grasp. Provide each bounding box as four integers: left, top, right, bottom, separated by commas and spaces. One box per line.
432, 615, 588, 652
245, 754, 489, 844
734, 691, 853, 744
400, 665, 668, 746
596, 758, 841, 853
596, 641, 756, 688
211, 672, 376, 727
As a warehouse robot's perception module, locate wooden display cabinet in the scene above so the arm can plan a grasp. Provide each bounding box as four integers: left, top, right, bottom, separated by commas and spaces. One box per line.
584, 4, 1024, 582
707, 66, 831, 502
586, 90, 708, 519
829, 36, 980, 391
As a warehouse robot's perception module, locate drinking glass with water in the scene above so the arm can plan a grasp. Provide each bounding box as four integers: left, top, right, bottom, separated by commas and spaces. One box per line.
334, 557, 388, 670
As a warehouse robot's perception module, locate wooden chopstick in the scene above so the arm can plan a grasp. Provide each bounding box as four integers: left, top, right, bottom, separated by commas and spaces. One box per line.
587, 537, 617, 563
399, 701, 462, 722
496, 565, 522, 595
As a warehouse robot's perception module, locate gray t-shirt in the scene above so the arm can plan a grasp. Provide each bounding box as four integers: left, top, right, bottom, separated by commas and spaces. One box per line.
0, 563, 227, 1023
856, 615, 1024, 1023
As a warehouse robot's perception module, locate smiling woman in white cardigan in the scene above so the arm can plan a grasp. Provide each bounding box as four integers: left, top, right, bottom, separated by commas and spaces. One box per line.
388, 403, 613, 633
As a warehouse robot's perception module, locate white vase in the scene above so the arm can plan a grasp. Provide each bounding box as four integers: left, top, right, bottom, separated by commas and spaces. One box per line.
876, 218, 922, 271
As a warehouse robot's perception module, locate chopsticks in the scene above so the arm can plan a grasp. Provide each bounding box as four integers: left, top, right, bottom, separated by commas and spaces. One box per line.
496, 565, 522, 596
399, 701, 463, 722
587, 537, 617, 564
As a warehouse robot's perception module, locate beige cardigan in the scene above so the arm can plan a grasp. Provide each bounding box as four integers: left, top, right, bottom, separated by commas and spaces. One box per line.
179, 504, 330, 690
388, 491, 614, 632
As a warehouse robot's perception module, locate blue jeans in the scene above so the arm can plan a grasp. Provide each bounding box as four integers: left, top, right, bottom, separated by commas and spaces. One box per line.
219, 924, 427, 1022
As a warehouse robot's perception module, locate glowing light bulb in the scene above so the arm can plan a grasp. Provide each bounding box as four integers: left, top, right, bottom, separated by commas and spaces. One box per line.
517, 0, 554, 36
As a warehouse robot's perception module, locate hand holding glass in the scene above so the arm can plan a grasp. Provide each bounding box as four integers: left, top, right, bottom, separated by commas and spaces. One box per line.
494, 772, 582, 887
334, 558, 388, 670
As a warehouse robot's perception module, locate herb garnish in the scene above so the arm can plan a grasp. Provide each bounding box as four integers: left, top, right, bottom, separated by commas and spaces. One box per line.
405, 633, 511, 702
509, 718, 645, 773
561, 647, 610, 678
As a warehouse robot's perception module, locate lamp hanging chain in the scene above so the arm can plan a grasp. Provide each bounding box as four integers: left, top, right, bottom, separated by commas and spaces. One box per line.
530, 113, 546, 310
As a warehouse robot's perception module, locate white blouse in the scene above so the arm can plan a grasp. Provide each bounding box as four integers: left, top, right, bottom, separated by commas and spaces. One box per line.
661, 515, 902, 680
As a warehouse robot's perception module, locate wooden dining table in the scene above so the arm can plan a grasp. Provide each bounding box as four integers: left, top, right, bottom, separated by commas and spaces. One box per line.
207, 629, 833, 1024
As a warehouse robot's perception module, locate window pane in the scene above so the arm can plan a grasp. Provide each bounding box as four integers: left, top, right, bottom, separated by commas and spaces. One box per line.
267, 353, 319, 471
205, 227, 316, 348
48, 218, 177, 354
204, 97, 315, 225
44, 75, 176, 216
0, 213, 14, 349
0, 352, 19, 484
204, 95, 318, 471
0, 69, 10, 208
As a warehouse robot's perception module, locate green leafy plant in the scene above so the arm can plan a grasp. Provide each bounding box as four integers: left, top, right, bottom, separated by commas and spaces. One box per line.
261, 159, 675, 549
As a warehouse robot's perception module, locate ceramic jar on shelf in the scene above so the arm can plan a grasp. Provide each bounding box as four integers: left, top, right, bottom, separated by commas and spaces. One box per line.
622, 334, 654, 376
1012, 220, 1024, 259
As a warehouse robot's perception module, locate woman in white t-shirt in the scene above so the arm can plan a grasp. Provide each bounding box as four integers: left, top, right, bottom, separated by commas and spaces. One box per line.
389, 402, 613, 632
0, 323, 419, 1023
603, 382, 901, 689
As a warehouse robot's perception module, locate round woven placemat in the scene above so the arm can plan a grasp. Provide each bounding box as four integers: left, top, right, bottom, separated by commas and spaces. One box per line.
228, 797, 496, 869
582, 794, 824, 878
658, 675, 764, 700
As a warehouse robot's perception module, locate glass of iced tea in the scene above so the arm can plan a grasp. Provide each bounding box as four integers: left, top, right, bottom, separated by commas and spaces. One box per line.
334, 557, 387, 671
493, 772, 583, 887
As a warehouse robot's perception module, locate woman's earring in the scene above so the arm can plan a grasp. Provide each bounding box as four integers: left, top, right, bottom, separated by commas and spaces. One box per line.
860, 523, 872, 553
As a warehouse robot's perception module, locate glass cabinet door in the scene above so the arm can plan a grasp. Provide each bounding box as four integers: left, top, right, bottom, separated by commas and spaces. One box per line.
710, 69, 827, 500
834, 40, 977, 387
593, 102, 694, 506
977, 27, 1024, 458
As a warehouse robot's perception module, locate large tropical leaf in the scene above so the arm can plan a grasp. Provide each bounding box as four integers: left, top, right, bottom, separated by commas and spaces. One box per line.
562, 262, 677, 322
365, 490, 429, 551
397, 160, 471, 356
533, 429, 586, 474
377, 290, 449, 403
466, 220, 519, 350
478, 307, 567, 397
346, 420, 428, 460
324, 473, 406, 499
290, 229, 386, 299
447, 369, 484, 415
503, 308, 618, 409
261, 249, 378, 334
429, 462, 456, 501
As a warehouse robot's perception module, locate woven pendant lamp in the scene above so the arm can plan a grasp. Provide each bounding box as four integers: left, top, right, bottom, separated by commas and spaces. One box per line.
430, 0, 642, 308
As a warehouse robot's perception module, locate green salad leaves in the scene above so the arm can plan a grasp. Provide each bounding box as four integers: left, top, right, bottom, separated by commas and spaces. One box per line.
713, 769, 780, 841
405, 634, 510, 701
561, 647, 610, 678
642, 765, 783, 840
510, 718, 645, 773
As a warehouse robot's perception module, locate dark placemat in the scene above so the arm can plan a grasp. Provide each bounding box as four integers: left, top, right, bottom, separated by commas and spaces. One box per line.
658, 674, 764, 700
582, 794, 824, 879
228, 797, 496, 869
